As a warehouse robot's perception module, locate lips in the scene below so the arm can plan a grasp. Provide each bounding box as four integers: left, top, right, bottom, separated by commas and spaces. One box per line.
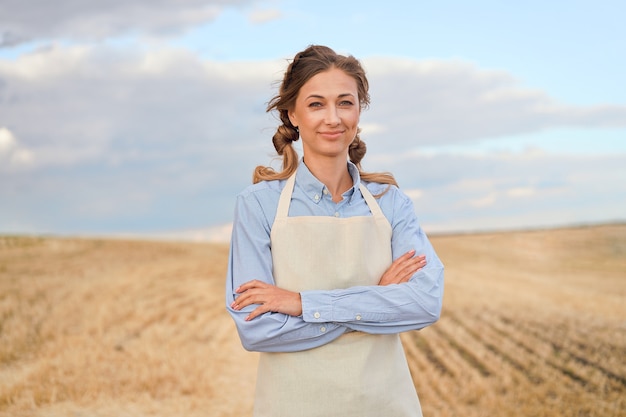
319, 130, 344, 138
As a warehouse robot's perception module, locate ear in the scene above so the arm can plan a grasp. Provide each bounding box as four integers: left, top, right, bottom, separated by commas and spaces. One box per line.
288, 109, 298, 128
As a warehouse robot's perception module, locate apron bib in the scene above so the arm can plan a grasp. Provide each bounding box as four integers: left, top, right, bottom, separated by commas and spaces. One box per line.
253, 173, 422, 417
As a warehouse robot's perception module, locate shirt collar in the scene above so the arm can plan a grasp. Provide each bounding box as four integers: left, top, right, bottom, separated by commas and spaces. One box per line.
296, 159, 362, 205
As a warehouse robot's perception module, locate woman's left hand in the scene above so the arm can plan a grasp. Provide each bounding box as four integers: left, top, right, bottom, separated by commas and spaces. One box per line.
231, 280, 303, 321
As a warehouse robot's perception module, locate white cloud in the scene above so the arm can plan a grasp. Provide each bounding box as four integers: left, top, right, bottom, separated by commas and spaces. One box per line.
362, 57, 626, 149
359, 123, 386, 136
0, 44, 624, 235
468, 193, 498, 208
385, 150, 626, 233
0, 127, 34, 170
248, 9, 282, 24
2, 46, 622, 173
507, 186, 536, 198
0, 45, 280, 173
0, 126, 16, 153
0, 0, 256, 46
404, 188, 423, 201
10, 148, 34, 165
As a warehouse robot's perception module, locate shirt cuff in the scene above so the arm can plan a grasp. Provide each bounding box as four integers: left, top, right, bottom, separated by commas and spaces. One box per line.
300, 290, 335, 323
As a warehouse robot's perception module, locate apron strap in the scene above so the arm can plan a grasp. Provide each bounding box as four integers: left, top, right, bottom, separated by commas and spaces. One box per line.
276, 172, 297, 219
359, 183, 385, 217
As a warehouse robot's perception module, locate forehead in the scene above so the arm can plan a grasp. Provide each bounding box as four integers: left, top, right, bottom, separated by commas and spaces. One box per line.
298, 68, 358, 98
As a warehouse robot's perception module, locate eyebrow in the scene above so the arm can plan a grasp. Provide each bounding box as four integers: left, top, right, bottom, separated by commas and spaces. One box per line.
305, 93, 356, 100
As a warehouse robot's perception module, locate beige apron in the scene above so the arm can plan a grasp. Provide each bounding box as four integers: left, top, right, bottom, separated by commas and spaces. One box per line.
253, 172, 422, 417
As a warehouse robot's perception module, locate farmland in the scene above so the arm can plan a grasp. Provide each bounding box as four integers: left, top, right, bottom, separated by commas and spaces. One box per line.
0, 224, 624, 416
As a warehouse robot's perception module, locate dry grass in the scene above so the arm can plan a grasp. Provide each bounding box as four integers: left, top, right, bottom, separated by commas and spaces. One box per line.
0, 224, 624, 416
406, 224, 626, 417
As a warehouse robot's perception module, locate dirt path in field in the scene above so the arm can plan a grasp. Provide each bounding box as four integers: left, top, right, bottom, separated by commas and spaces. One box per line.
1, 224, 625, 417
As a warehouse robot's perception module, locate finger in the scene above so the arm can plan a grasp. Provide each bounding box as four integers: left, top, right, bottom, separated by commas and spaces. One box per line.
392, 250, 420, 268
231, 289, 262, 310
391, 256, 423, 276
236, 279, 267, 293
245, 305, 269, 321
399, 254, 425, 267
397, 258, 427, 282
397, 266, 418, 282
403, 255, 426, 271
384, 251, 416, 277
393, 250, 416, 265
386, 256, 425, 283
236, 280, 259, 293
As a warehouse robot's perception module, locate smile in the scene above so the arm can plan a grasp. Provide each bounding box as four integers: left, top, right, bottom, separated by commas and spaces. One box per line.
319, 131, 344, 138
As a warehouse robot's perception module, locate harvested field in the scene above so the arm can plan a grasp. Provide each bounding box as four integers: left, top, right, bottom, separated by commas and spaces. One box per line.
0, 224, 624, 416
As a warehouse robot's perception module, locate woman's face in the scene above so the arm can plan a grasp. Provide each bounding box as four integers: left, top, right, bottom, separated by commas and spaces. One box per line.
288, 67, 360, 162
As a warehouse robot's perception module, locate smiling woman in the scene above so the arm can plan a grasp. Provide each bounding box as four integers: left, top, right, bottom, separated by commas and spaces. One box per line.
225, 45, 445, 417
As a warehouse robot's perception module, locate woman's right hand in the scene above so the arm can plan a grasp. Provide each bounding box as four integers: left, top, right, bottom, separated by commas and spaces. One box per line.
378, 250, 426, 286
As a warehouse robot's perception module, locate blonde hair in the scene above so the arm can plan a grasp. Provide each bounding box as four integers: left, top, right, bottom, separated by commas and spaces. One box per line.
253, 45, 398, 188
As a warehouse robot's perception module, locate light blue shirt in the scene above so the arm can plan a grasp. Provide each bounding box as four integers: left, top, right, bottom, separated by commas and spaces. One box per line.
225, 160, 444, 352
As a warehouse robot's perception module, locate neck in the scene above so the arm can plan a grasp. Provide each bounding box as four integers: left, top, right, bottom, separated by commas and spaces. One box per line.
303, 156, 353, 202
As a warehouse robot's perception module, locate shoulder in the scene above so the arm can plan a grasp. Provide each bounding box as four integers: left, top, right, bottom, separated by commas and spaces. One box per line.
233, 180, 286, 229
237, 179, 285, 200
235, 179, 287, 216
362, 180, 416, 225
362, 181, 411, 204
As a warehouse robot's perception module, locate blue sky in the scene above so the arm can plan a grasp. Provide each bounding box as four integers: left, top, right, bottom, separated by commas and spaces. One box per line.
172, 1, 625, 104
1, 0, 624, 240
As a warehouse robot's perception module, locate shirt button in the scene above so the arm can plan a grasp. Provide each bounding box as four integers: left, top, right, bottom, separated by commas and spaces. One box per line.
355, 314, 362, 321
323, 189, 329, 195
314, 312, 321, 319
320, 326, 326, 333
334, 212, 340, 217
314, 194, 320, 201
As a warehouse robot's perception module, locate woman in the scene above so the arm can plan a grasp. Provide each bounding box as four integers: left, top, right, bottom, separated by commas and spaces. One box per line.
226, 45, 444, 417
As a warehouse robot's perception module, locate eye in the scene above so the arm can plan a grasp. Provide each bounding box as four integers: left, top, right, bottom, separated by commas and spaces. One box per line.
308, 101, 323, 108
339, 100, 354, 106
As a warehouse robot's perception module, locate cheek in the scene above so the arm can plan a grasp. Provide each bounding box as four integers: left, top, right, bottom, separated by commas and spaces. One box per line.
349, 112, 360, 128
300, 112, 319, 128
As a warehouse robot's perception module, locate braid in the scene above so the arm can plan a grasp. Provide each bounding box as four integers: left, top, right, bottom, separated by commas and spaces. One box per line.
253, 111, 300, 184
275, 110, 300, 147
348, 129, 366, 167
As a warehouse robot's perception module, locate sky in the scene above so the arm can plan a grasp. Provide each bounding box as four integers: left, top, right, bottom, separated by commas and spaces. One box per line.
1, 0, 625, 241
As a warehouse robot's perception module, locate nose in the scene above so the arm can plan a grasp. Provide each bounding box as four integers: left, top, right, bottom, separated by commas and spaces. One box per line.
324, 105, 340, 125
